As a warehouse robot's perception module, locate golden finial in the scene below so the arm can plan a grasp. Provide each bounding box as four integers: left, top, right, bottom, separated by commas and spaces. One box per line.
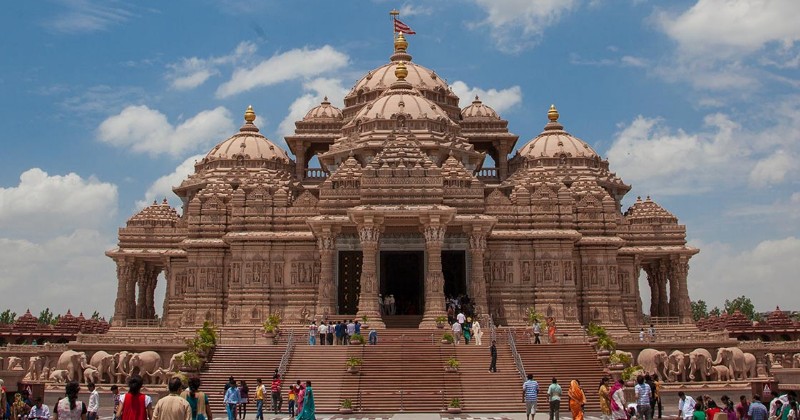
244, 105, 256, 123
547, 104, 559, 122
394, 32, 408, 53
395, 60, 408, 80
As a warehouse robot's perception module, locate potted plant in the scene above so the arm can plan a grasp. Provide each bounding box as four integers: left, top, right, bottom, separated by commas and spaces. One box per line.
525, 307, 544, 326
622, 365, 643, 386
447, 398, 462, 414
445, 357, 460, 373
360, 315, 369, 329
608, 351, 632, 369
263, 313, 281, 339
345, 357, 363, 374
177, 350, 202, 373
350, 333, 366, 345
435, 316, 448, 329
340, 398, 354, 414
441, 332, 455, 345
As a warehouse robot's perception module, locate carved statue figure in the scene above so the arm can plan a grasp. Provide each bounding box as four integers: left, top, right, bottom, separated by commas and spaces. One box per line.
147, 367, 171, 385
688, 348, 714, 381
667, 350, 689, 382
83, 367, 102, 384
40, 367, 51, 381
128, 351, 162, 384
713, 347, 747, 380
167, 351, 187, 372
57, 350, 89, 382
113, 351, 133, 383
6, 356, 23, 371
89, 351, 115, 383
25, 356, 48, 381
792, 353, 800, 368
744, 352, 757, 378
710, 365, 733, 381
49, 369, 70, 383
637, 348, 669, 378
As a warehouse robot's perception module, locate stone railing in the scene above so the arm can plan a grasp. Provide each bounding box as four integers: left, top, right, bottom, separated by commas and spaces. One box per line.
75, 334, 186, 345
125, 319, 163, 328
739, 340, 800, 351
0, 343, 70, 352
614, 331, 734, 344
304, 168, 327, 180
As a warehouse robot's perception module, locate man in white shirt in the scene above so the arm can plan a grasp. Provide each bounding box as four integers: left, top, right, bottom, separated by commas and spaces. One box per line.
317, 322, 328, 346
346, 320, 356, 337
29, 397, 50, 420
452, 321, 462, 344
87, 382, 100, 420
457, 312, 466, 325
677, 392, 695, 420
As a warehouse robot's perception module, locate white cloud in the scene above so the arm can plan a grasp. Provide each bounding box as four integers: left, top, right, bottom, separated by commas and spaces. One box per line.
45, 0, 134, 34
399, 3, 433, 17
450, 81, 522, 113
687, 237, 800, 312
0, 229, 117, 318
166, 41, 257, 90
216, 45, 349, 98
470, 0, 578, 53
749, 150, 794, 187
96, 105, 235, 157
277, 78, 349, 140
725, 191, 800, 220
0, 168, 118, 239
136, 154, 203, 210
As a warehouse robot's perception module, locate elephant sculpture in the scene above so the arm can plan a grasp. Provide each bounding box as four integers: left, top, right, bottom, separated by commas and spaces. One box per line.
83, 367, 102, 384
667, 350, 689, 382
713, 347, 747, 380
57, 350, 89, 382
89, 351, 115, 383
147, 367, 171, 385
688, 348, 714, 381
744, 352, 757, 378
637, 348, 669, 378
25, 356, 48, 381
710, 365, 733, 381
167, 351, 187, 372
6, 356, 24, 371
49, 369, 70, 383
129, 351, 162, 384
113, 351, 133, 383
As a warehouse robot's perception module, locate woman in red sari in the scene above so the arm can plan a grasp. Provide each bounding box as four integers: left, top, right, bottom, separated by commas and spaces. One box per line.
547, 317, 557, 343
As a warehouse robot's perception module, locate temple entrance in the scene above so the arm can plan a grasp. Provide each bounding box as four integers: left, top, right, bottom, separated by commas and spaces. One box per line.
338, 251, 362, 315
442, 251, 467, 298
380, 251, 424, 316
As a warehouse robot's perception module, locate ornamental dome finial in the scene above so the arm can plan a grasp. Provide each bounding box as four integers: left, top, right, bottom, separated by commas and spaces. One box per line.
244, 105, 256, 123
395, 61, 408, 80
548, 104, 559, 122
394, 32, 408, 53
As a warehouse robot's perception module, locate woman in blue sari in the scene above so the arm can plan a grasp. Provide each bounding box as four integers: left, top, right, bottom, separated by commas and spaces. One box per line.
296, 381, 315, 420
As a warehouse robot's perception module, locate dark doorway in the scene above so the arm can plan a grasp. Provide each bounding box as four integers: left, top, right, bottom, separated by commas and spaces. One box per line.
338, 251, 362, 315
442, 251, 467, 298
380, 251, 424, 315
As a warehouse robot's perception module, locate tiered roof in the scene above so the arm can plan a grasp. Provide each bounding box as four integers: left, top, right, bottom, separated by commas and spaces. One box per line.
127, 199, 180, 227
625, 196, 678, 225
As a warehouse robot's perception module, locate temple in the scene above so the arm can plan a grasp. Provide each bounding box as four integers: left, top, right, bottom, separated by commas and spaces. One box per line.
106, 33, 698, 330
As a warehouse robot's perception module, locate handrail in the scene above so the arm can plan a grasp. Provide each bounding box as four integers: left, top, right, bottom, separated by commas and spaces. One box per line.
507, 328, 527, 381
277, 329, 295, 377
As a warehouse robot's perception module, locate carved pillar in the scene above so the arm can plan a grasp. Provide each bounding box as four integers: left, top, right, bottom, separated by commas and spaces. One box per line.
670, 256, 692, 323
295, 143, 307, 180
356, 225, 385, 328
420, 224, 447, 328
657, 260, 669, 317
467, 231, 489, 316
315, 232, 337, 318
127, 263, 141, 321
668, 259, 680, 317
496, 143, 509, 181
113, 260, 132, 326
645, 264, 660, 318
146, 268, 159, 319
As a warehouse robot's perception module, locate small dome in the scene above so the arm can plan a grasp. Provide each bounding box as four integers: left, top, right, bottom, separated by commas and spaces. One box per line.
518, 105, 599, 159
303, 97, 343, 121
127, 198, 180, 227
205, 106, 291, 163
352, 88, 452, 124
461, 96, 499, 120
624, 196, 678, 224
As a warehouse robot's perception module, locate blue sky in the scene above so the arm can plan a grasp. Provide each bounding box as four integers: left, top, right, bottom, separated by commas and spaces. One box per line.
1, 0, 798, 319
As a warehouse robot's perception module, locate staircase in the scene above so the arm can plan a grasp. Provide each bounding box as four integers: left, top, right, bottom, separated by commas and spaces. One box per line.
382, 315, 423, 328
199, 344, 285, 411
281, 344, 356, 413
516, 342, 607, 412
453, 342, 525, 412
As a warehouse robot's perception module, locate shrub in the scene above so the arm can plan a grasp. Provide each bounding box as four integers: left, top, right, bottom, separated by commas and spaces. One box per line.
622, 365, 644, 381
263, 313, 281, 334
442, 332, 455, 344
609, 351, 632, 366
526, 307, 544, 325
435, 316, 448, 324
350, 333, 366, 345
446, 357, 460, 368
341, 398, 353, 409
345, 357, 363, 368
449, 398, 461, 408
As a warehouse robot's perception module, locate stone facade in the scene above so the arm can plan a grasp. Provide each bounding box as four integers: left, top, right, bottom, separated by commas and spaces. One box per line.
107, 33, 698, 329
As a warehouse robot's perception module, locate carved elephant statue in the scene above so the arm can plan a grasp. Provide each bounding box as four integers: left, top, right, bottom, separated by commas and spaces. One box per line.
713, 347, 747, 380
7, 356, 24, 371
637, 348, 669, 378
744, 352, 757, 378
26, 356, 48, 381
710, 365, 733, 381
57, 350, 89, 382
167, 351, 187, 372
667, 350, 689, 382
83, 367, 102, 384
49, 369, 70, 383
113, 351, 133, 383
688, 348, 714, 381
129, 351, 162, 384
89, 351, 115, 383
147, 367, 171, 385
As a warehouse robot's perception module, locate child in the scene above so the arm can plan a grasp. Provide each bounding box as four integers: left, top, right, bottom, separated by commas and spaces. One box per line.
287, 385, 297, 418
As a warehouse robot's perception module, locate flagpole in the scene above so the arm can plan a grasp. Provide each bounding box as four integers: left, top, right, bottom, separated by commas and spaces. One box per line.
390, 9, 399, 39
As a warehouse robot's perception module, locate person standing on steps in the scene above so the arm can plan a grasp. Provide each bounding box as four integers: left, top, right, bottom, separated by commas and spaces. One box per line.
548, 377, 562, 420
523, 374, 540, 420
533, 320, 542, 344
270, 373, 282, 415
452, 320, 463, 345
307, 321, 316, 346
316, 322, 326, 346
368, 327, 378, 345
489, 340, 498, 372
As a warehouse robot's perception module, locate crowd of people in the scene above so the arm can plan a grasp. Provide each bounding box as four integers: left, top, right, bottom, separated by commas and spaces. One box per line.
224, 371, 315, 420
306, 319, 378, 346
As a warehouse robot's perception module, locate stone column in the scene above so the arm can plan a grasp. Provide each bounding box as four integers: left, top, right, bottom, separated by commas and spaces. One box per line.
146, 268, 159, 319
656, 261, 669, 317
420, 224, 447, 328
645, 263, 660, 318
356, 225, 385, 328
668, 259, 680, 317
467, 231, 489, 317
497, 144, 509, 181
136, 271, 147, 320
315, 233, 337, 319
670, 256, 692, 323
295, 143, 307, 180
127, 263, 141, 321
112, 261, 132, 326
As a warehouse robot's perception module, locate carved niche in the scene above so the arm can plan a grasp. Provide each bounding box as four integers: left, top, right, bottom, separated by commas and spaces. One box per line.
522, 260, 532, 283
